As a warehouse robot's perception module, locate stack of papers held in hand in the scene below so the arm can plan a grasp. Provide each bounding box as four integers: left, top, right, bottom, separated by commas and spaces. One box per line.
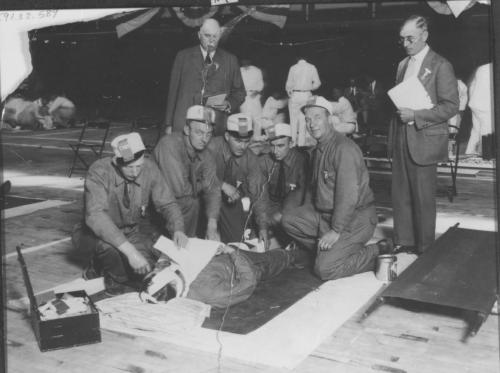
388, 76, 433, 111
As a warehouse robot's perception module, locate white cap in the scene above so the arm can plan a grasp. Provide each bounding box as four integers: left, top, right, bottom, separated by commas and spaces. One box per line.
301, 95, 333, 115
111, 132, 145, 164
226, 113, 253, 138
266, 123, 292, 140
186, 105, 216, 124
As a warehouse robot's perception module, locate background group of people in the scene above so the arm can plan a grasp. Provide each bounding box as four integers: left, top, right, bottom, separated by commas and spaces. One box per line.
1, 94, 76, 131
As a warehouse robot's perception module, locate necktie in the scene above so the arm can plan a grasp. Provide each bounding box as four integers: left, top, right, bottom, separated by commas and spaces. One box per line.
404, 57, 417, 81
188, 160, 198, 197
205, 54, 212, 65
123, 182, 130, 209
276, 161, 286, 200
224, 156, 236, 185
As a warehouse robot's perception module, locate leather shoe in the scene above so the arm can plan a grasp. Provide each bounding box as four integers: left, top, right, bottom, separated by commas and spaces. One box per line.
286, 241, 311, 269
104, 275, 133, 297
82, 259, 101, 280
376, 238, 394, 255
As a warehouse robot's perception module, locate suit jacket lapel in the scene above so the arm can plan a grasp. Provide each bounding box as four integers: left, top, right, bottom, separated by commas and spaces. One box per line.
193, 47, 204, 70
417, 48, 435, 87
396, 57, 410, 84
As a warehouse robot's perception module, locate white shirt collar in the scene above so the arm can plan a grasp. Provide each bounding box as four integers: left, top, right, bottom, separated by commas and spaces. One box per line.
411, 44, 429, 64
200, 46, 215, 59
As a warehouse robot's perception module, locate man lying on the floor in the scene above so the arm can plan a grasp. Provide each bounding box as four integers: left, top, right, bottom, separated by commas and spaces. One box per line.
141, 242, 302, 308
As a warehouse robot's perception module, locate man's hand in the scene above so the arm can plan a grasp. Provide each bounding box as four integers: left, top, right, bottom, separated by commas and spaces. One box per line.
222, 182, 241, 203
206, 218, 220, 241
318, 229, 340, 251
216, 244, 236, 255
118, 241, 151, 275
173, 231, 189, 249
259, 229, 270, 251
397, 108, 415, 124
128, 251, 151, 275
271, 211, 283, 225
165, 126, 173, 135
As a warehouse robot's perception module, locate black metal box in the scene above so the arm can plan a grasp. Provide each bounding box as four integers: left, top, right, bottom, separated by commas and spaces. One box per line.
17, 246, 101, 351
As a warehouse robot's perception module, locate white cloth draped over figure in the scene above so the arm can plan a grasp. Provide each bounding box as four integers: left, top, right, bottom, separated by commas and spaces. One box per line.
330, 96, 358, 134
285, 59, 321, 147
240, 65, 265, 139
466, 63, 493, 155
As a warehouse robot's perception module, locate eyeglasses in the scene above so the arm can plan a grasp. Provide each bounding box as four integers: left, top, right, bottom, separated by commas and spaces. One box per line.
398, 35, 419, 45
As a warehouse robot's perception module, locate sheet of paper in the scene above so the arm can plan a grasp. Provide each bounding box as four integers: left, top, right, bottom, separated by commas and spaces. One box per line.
388, 76, 433, 111
205, 93, 227, 107
153, 236, 221, 284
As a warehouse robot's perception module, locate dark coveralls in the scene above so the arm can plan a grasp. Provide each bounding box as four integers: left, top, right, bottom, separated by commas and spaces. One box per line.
208, 136, 269, 243
153, 132, 221, 237
187, 249, 293, 308
282, 131, 378, 281
259, 147, 308, 219
72, 157, 185, 283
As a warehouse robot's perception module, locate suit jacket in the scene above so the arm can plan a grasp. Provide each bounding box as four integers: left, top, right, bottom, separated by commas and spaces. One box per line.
388, 48, 459, 165
164, 46, 246, 133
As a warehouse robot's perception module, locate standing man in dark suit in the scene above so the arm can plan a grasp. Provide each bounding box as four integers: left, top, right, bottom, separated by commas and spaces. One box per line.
164, 18, 246, 136
388, 15, 459, 254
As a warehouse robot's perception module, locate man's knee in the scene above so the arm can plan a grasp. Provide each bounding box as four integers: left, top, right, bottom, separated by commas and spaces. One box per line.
281, 210, 300, 234
314, 259, 345, 281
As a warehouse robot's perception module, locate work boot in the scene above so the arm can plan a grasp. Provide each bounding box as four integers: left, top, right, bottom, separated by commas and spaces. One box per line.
286, 241, 311, 269
82, 259, 101, 280
393, 244, 419, 256
104, 274, 133, 297
1, 180, 11, 195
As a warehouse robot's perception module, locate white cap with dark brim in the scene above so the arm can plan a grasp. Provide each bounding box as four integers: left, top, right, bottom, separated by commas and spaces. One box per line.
300, 95, 333, 115
186, 105, 216, 124
226, 113, 253, 138
266, 123, 292, 140
111, 132, 146, 165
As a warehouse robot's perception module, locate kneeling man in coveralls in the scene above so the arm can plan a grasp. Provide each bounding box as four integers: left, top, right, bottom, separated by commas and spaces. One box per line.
73, 133, 188, 296
208, 113, 270, 248
281, 96, 390, 281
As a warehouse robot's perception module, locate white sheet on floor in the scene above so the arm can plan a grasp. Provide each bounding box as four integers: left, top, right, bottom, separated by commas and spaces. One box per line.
9, 253, 417, 368
96, 264, 408, 369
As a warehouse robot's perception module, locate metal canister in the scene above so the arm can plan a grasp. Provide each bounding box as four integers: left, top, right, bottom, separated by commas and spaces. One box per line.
375, 254, 398, 282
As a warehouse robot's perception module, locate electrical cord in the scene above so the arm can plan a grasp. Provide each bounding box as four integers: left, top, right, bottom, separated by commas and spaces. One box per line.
215, 160, 277, 372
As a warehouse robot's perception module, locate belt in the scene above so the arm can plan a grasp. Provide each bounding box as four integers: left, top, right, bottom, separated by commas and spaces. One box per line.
293, 90, 310, 92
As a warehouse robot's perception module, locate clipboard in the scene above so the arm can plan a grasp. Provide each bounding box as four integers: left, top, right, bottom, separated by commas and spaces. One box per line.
204, 93, 227, 107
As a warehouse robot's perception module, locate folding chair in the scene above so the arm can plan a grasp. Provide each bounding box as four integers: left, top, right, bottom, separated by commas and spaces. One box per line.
130, 116, 161, 153
446, 124, 460, 202
67, 120, 111, 177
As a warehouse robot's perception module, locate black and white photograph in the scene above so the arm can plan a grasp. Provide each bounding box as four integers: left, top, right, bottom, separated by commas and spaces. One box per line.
1, 1, 499, 372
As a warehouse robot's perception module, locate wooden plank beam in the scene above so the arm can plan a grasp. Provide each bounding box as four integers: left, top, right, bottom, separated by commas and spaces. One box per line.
2, 0, 418, 11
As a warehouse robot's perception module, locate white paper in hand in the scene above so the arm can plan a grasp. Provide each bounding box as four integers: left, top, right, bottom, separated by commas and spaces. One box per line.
205, 93, 227, 107
153, 236, 221, 285
388, 76, 433, 111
